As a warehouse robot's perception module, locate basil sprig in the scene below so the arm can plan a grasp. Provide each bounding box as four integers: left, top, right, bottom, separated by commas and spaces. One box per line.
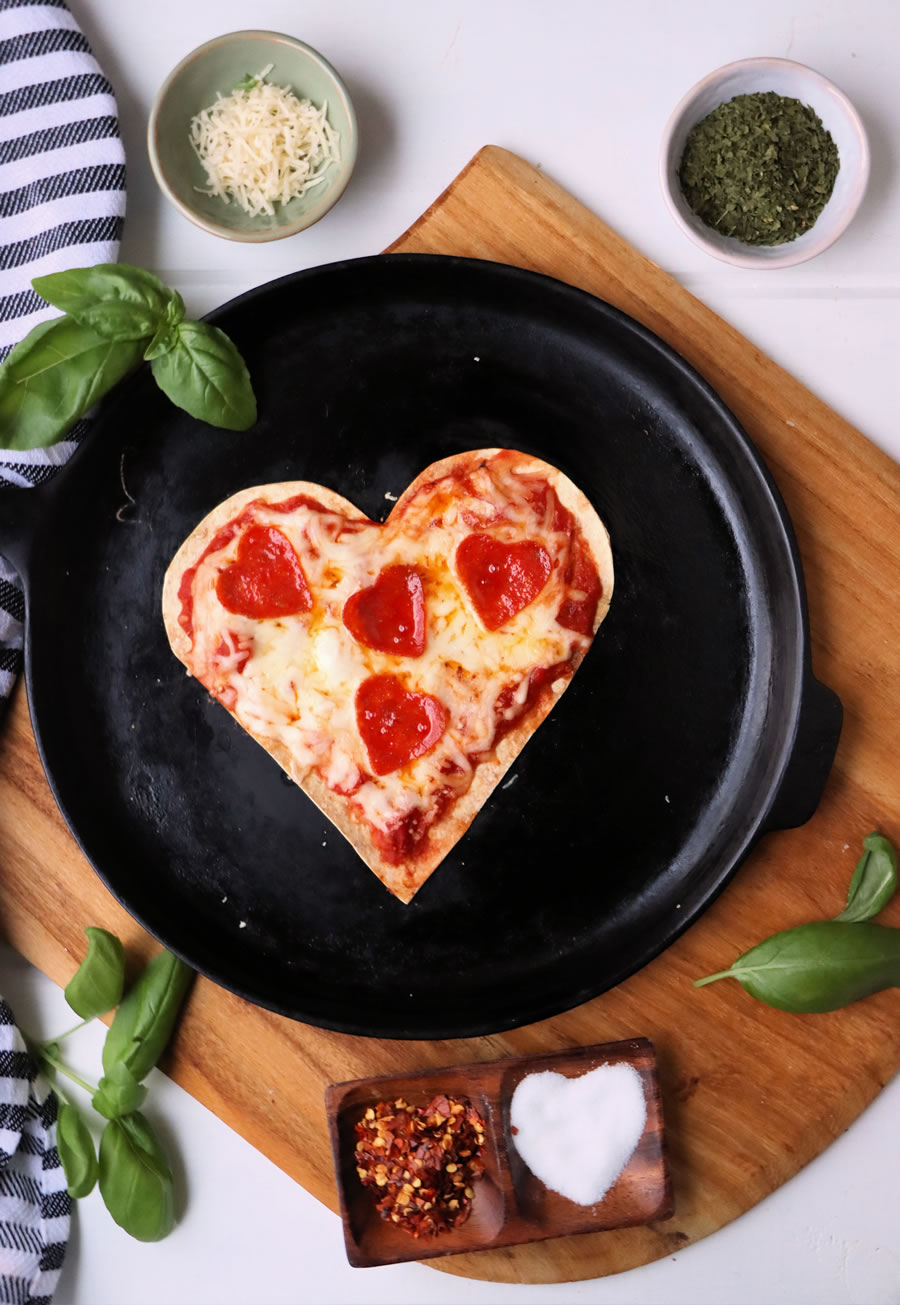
31, 928, 193, 1241
695, 831, 900, 1012
0, 263, 256, 450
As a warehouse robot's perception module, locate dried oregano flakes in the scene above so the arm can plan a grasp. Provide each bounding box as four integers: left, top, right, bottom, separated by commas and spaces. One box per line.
678, 91, 840, 246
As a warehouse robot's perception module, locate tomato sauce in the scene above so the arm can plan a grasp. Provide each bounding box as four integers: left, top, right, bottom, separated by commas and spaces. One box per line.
489, 660, 574, 751
371, 786, 454, 865
557, 537, 602, 635
213, 634, 251, 672
177, 521, 240, 637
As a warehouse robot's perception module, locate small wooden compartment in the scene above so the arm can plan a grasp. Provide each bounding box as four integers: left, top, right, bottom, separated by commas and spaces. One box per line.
325, 1037, 672, 1267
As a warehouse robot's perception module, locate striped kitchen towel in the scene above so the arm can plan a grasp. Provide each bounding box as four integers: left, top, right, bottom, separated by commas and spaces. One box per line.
0, 0, 126, 705
0, 999, 69, 1305
0, 1, 126, 1296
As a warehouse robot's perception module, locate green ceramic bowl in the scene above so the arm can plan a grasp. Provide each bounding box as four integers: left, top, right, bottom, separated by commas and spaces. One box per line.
147, 30, 358, 242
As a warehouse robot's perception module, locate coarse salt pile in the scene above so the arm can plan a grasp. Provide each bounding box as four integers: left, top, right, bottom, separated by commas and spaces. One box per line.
189, 66, 340, 217
509, 1062, 647, 1206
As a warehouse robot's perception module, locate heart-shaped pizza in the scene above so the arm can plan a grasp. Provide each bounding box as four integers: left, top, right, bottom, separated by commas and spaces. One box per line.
162, 449, 614, 902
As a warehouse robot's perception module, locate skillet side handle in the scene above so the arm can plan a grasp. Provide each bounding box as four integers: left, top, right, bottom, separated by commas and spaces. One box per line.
0, 479, 48, 578
763, 675, 843, 833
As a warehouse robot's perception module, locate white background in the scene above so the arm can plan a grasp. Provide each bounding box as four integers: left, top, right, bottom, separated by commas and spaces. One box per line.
3, 1, 900, 1302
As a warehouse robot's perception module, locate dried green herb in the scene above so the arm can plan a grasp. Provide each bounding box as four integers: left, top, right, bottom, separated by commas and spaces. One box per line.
679, 91, 840, 246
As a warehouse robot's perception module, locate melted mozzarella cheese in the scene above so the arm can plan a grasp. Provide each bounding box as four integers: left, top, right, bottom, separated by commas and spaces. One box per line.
184, 456, 594, 837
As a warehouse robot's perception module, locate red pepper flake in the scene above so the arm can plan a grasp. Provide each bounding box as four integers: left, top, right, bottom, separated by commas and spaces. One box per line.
353, 1094, 486, 1237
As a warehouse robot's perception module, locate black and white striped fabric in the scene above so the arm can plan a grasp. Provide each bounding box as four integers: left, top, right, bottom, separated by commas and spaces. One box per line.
0, 2, 126, 1297
0, 0, 126, 706
0, 999, 69, 1305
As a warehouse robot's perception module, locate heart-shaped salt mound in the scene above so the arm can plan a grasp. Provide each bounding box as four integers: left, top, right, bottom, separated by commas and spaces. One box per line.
510, 1063, 647, 1206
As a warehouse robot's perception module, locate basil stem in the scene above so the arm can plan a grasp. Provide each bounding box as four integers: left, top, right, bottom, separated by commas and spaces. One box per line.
150, 320, 257, 430
0, 316, 144, 450
64, 926, 125, 1021
40, 1043, 97, 1095
835, 833, 898, 923
99, 1113, 175, 1242
57, 1101, 99, 1199
694, 921, 900, 1013
102, 949, 193, 1083
32, 264, 181, 342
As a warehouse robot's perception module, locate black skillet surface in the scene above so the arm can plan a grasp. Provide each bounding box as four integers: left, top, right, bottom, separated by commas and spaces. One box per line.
1, 255, 842, 1038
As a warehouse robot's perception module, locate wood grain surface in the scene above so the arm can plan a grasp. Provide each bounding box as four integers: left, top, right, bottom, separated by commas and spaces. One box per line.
1, 146, 899, 1285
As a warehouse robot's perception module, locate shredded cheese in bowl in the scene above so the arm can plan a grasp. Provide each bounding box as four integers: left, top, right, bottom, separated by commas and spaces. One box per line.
189, 66, 341, 218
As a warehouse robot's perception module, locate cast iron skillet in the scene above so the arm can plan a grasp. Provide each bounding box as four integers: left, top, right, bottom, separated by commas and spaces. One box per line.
0, 255, 841, 1038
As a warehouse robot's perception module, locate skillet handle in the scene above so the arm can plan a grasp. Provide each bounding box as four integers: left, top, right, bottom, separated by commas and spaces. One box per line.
0, 473, 58, 579
762, 674, 843, 833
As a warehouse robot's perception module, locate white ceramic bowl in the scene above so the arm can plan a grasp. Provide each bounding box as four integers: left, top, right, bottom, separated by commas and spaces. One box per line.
659, 57, 869, 268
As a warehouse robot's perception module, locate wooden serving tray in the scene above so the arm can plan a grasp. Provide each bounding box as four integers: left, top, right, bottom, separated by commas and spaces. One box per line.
1, 147, 899, 1286
326, 1039, 671, 1267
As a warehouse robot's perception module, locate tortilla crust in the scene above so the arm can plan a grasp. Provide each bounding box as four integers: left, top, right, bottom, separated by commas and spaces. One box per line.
162, 451, 614, 903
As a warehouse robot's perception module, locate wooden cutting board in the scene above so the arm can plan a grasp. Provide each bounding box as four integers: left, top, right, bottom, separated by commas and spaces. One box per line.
1, 146, 899, 1286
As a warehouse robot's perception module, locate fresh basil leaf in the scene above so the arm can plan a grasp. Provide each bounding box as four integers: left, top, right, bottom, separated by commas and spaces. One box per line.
836, 832, 898, 923
51, 300, 156, 343
64, 927, 125, 1021
163, 288, 186, 329
0, 316, 144, 450
150, 320, 256, 430
102, 949, 193, 1083
93, 1062, 148, 1121
143, 292, 187, 361
144, 326, 178, 361
57, 1101, 98, 1199
32, 264, 177, 342
99, 1113, 175, 1241
695, 921, 900, 1012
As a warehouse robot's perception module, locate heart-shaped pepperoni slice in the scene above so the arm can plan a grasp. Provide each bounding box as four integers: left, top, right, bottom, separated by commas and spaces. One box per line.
216, 525, 312, 619
456, 533, 552, 631
343, 565, 426, 657
356, 674, 447, 776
